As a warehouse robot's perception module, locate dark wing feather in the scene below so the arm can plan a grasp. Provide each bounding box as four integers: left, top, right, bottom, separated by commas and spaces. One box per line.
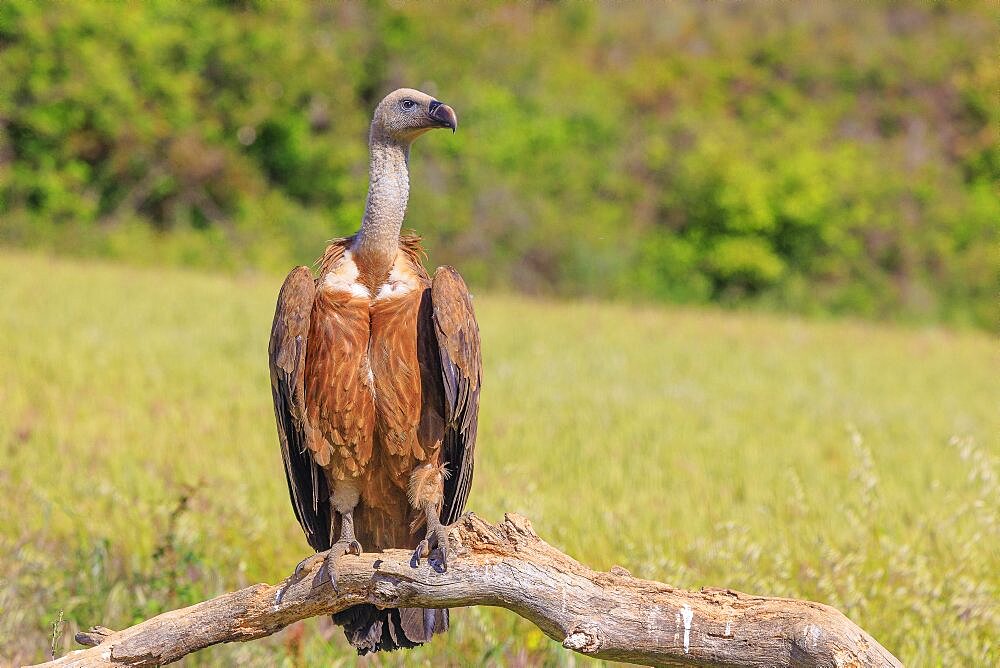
429, 266, 482, 525
269, 266, 331, 552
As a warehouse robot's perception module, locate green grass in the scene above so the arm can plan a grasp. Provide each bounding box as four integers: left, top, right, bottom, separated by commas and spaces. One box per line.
0, 250, 996, 666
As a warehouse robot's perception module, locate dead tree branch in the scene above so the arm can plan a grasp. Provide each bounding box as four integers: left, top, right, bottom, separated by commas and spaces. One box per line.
30, 513, 901, 667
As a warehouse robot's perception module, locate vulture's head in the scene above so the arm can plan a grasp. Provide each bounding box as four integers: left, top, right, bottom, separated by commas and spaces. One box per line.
372, 88, 458, 144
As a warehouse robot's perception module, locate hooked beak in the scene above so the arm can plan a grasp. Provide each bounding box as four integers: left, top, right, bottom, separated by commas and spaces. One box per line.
428, 100, 458, 133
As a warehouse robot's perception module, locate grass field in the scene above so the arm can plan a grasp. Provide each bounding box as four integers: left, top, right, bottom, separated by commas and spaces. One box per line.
0, 250, 996, 666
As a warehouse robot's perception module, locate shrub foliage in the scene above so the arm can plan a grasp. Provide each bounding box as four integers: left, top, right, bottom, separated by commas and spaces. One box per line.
0, 2, 996, 327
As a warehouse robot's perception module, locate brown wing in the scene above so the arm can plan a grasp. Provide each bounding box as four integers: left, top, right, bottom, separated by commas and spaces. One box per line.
426, 266, 481, 524
268, 266, 331, 552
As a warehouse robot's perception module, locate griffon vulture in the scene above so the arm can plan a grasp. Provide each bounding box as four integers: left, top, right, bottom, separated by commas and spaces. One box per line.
269, 89, 480, 654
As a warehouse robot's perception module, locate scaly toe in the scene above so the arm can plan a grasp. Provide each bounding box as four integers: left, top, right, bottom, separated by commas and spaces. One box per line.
292, 552, 323, 578
276, 552, 325, 604
330, 538, 365, 558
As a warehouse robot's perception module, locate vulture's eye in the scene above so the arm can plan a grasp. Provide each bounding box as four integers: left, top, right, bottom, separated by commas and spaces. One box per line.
401, 99, 416, 111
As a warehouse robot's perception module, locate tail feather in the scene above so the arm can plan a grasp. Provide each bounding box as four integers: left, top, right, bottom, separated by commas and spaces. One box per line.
333, 604, 449, 655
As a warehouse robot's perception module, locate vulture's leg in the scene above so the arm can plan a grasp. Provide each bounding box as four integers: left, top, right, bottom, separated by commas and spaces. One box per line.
275, 483, 363, 602
411, 503, 450, 571
322, 482, 363, 586
408, 464, 449, 572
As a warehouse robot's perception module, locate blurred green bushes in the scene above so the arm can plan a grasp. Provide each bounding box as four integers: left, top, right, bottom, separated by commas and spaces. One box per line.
0, 1, 996, 327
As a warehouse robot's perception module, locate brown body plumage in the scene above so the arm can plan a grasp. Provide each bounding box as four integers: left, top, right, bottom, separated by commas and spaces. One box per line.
269, 89, 480, 654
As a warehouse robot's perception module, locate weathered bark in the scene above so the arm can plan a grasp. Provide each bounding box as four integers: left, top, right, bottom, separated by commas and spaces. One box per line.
30, 513, 901, 668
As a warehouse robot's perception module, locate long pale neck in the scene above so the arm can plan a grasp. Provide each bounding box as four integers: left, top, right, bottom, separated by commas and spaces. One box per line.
352, 129, 410, 288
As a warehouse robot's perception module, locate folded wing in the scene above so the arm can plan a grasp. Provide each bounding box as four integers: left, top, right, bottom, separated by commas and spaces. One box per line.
268, 266, 331, 552
427, 266, 482, 524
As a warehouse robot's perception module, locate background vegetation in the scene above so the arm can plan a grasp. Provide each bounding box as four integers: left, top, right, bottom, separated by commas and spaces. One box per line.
1, 252, 997, 666
1, 3, 997, 666
1, 1, 997, 328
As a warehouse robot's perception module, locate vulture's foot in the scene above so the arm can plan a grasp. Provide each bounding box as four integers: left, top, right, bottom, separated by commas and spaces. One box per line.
411, 517, 450, 573
321, 538, 363, 589
275, 536, 363, 603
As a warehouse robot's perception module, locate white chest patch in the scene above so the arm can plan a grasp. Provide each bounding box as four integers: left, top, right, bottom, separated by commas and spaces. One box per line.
321, 252, 370, 299
375, 263, 416, 301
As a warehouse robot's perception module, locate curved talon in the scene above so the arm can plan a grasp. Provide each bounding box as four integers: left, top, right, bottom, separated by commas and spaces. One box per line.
411, 539, 430, 568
